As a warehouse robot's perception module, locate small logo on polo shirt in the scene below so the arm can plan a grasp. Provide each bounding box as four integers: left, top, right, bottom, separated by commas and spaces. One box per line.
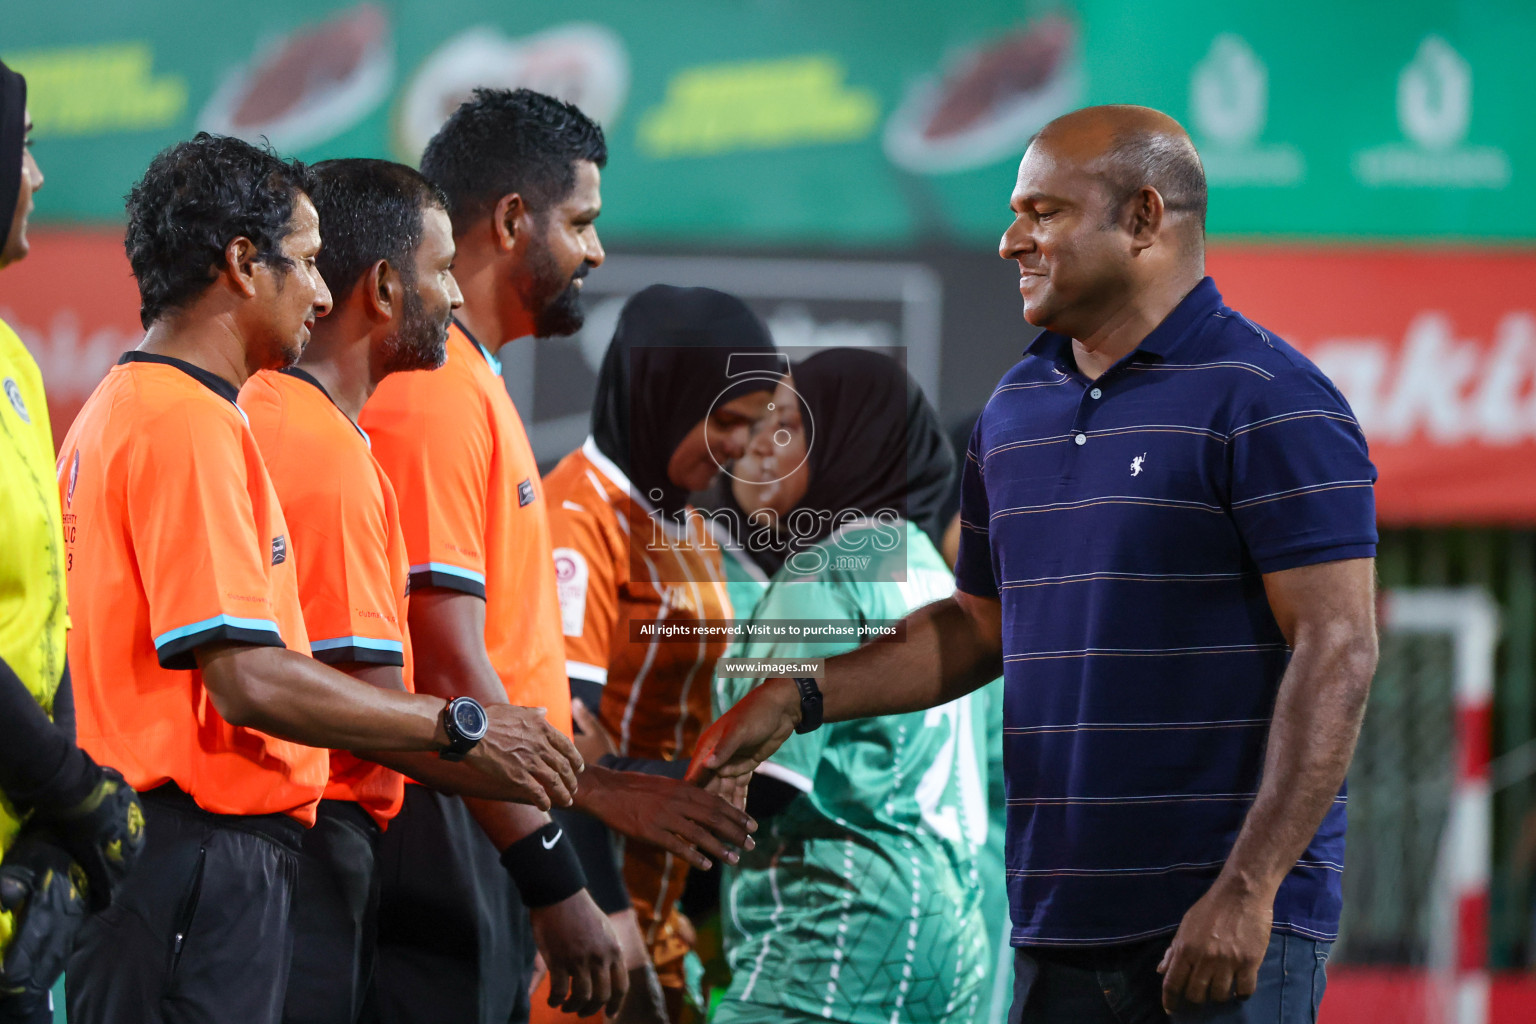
518, 478, 536, 507
1130, 453, 1147, 477
67, 451, 80, 508
4, 378, 28, 423
272, 535, 287, 565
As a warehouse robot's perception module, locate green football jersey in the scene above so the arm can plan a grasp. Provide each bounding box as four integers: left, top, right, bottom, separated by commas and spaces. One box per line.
973, 678, 1012, 1024
713, 521, 994, 1024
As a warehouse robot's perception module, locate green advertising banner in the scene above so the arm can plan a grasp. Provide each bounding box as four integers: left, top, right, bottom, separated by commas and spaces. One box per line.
5, 0, 1533, 243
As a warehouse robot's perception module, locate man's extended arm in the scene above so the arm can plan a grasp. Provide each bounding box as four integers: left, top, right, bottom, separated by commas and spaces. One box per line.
688, 590, 1004, 784
1157, 557, 1378, 1011
195, 642, 579, 810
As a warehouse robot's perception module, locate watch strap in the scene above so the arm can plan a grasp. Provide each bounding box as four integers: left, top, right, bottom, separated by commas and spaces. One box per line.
792, 677, 823, 734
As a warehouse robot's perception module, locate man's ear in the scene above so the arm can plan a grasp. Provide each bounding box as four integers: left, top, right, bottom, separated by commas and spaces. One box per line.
365, 259, 396, 322
223, 236, 260, 298
1128, 186, 1166, 254
493, 192, 526, 253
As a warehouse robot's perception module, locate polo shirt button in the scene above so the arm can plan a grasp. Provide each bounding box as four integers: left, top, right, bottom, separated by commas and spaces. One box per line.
1074, 433, 1087, 446
1089, 387, 1103, 400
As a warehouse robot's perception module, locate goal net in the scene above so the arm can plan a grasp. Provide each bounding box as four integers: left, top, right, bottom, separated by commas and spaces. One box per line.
1332, 588, 1499, 1024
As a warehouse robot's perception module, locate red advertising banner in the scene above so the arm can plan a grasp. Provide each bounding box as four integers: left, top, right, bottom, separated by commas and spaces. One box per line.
0, 230, 141, 444
3, 233, 1534, 524
1209, 247, 1536, 525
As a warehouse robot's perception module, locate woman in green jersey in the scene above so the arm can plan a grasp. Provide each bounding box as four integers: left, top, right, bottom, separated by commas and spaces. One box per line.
712, 348, 1000, 1024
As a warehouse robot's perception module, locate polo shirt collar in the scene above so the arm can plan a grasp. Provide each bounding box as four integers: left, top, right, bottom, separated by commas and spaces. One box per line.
118, 350, 239, 404
1023, 276, 1223, 368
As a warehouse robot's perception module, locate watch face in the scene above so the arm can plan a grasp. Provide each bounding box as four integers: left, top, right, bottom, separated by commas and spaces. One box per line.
452, 699, 488, 740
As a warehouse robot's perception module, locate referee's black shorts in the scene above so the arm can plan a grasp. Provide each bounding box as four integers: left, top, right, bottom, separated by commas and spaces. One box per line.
65, 784, 303, 1024
363, 786, 534, 1024
282, 799, 383, 1024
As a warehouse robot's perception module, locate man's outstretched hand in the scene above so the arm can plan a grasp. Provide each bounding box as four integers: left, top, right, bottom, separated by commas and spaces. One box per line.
684, 678, 802, 787
579, 765, 756, 871
465, 705, 584, 811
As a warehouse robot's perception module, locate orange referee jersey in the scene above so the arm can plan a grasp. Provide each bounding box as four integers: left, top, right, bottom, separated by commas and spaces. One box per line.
544, 437, 733, 972
57, 352, 327, 823
360, 322, 570, 736
240, 368, 412, 828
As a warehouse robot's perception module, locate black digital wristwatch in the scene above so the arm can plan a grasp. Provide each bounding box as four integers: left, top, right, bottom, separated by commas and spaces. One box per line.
792, 677, 824, 734
439, 696, 489, 761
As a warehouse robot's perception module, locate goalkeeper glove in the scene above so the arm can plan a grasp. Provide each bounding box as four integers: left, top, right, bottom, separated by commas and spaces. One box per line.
34, 766, 145, 911
0, 827, 88, 1001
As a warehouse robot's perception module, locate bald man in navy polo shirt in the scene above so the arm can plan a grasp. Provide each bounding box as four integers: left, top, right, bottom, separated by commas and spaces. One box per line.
690, 104, 1379, 1024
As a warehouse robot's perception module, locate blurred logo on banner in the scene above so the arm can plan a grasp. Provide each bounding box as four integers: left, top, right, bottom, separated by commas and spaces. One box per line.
1188, 33, 1304, 187
883, 14, 1083, 174
1353, 35, 1511, 189
394, 22, 629, 161
1209, 247, 1536, 523
199, 3, 394, 153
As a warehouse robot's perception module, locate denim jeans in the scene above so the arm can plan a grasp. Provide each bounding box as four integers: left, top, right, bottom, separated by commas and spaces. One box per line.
1009, 931, 1331, 1024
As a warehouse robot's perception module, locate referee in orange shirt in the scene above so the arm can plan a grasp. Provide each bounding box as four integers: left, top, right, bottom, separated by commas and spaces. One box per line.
58, 135, 582, 1024
361, 90, 754, 1024
240, 158, 547, 1024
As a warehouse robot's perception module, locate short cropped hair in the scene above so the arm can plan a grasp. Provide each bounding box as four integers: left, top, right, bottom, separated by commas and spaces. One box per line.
124, 133, 311, 329
308, 158, 448, 298
1099, 129, 1208, 231
420, 88, 607, 234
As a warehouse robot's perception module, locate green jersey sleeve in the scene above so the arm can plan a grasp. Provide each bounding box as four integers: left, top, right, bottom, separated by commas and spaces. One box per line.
715, 573, 864, 789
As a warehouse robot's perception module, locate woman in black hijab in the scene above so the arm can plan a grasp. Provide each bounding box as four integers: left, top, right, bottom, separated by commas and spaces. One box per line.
588, 284, 780, 520
543, 284, 779, 1019
712, 349, 1004, 1024
730, 346, 954, 575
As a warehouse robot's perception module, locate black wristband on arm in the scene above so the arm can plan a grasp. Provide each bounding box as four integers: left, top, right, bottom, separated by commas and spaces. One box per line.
499, 822, 588, 909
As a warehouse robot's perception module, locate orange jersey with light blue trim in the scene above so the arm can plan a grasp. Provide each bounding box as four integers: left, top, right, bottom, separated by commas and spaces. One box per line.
58, 353, 325, 823
241, 367, 412, 827
361, 323, 570, 736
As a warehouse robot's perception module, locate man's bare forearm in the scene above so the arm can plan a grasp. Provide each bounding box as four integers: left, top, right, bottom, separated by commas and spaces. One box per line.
1215, 625, 1376, 898
198, 644, 447, 752
822, 594, 1003, 723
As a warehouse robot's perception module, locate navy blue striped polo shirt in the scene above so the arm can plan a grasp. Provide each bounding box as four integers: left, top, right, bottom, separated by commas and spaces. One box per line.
954, 277, 1376, 947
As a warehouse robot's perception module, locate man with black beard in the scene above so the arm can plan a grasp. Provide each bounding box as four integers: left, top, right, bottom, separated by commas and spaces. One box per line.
360, 90, 753, 1024
240, 157, 560, 1024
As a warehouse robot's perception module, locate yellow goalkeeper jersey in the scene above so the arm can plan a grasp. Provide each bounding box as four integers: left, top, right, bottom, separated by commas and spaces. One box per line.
0, 315, 69, 881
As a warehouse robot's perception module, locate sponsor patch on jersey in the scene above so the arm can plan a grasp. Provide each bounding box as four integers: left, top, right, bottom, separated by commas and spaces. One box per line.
271, 534, 287, 565
552, 547, 589, 637
518, 478, 536, 507
4, 378, 28, 423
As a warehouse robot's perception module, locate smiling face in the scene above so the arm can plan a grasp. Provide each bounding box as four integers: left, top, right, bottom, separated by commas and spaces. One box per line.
998, 135, 1136, 336
1, 107, 43, 269
666, 389, 774, 494
518, 159, 605, 338
251, 193, 332, 369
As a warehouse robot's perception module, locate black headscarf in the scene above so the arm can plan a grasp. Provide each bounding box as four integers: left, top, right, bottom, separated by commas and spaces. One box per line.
590, 285, 778, 518
789, 348, 954, 551
0, 61, 27, 248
